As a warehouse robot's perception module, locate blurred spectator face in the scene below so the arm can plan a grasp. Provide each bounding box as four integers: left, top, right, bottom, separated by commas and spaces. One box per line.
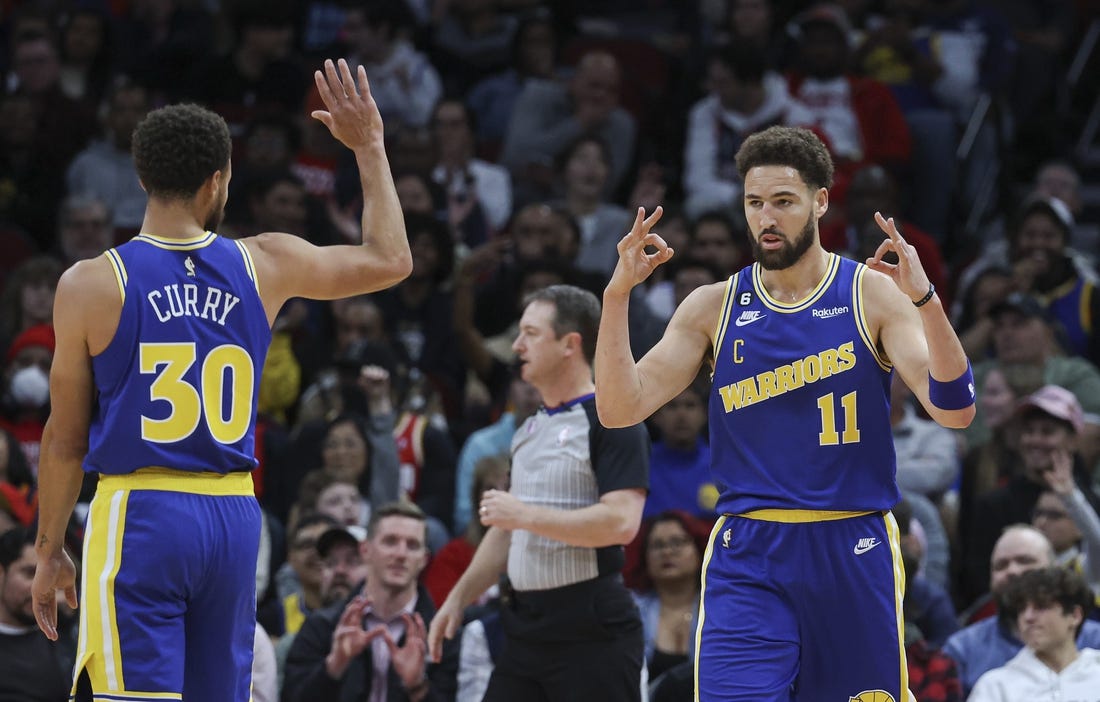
0, 543, 37, 626
333, 298, 385, 356
570, 53, 620, 116
658, 211, 691, 254
989, 528, 1052, 597
517, 269, 566, 308
517, 20, 555, 77
563, 140, 610, 201
1013, 211, 1067, 279
395, 173, 435, 214
287, 522, 330, 591
1031, 491, 1082, 554
510, 204, 559, 262
966, 269, 1013, 322
979, 368, 1017, 430
509, 376, 541, 423
846, 166, 897, 228
0, 93, 38, 149
317, 481, 361, 526
1035, 164, 1081, 215
706, 57, 762, 112
322, 420, 369, 483
730, 0, 772, 41
245, 22, 293, 61
798, 23, 849, 79
321, 540, 365, 605
992, 312, 1050, 365
363, 515, 428, 592
433, 100, 473, 163
107, 85, 150, 151
673, 263, 720, 308
21, 281, 55, 329
1017, 596, 1081, 657
245, 124, 294, 170
344, 10, 390, 63
691, 220, 742, 274
1018, 413, 1075, 482
63, 11, 106, 65
251, 178, 307, 233
59, 199, 113, 262
653, 389, 706, 450
645, 518, 703, 586
409, 229, 443, 282
13, 37, 61, 95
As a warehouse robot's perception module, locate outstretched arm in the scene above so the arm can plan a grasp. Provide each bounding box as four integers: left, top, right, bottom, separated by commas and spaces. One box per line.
247, 59, 412, 321
595, 206, 714, 427
866, 213, 975, 428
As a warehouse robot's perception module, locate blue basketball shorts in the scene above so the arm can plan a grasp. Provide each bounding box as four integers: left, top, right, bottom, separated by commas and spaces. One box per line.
694, 510, 907, 702
73, 468, 261, 702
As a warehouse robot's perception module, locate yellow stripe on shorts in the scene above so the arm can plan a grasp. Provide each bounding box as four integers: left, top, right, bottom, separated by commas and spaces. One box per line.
79, 488, 130, 692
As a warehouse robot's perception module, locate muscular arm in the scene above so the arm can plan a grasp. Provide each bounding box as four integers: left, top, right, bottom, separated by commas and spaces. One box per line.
596, 283, 719, 427
36, 265, 99, 555
244, 61, 412, 323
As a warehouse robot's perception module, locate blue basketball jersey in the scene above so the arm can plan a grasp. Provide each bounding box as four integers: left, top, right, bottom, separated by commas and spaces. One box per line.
708, 254, 898, 514
85, 232, 271, 476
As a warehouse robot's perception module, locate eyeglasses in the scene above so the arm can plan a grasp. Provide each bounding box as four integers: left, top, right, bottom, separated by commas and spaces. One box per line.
1032, 508, 1069, 521
647, 535, 693, 553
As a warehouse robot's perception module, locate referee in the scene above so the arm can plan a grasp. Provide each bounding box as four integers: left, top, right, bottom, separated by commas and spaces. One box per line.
427, 284, 650, 701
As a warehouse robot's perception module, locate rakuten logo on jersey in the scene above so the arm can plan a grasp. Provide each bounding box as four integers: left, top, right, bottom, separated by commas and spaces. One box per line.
812, 305, 849, 319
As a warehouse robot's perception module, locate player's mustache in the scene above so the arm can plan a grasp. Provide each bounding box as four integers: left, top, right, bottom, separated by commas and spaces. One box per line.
760, 227, 786, 238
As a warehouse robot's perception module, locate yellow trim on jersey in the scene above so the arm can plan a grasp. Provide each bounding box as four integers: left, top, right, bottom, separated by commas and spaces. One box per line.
737, 508, 875, 523
233, 240, 261, 294
80, 488, 130, 692
883, 511, 909, 695
854, 266, 892, 372
134, 231, 217, 250
712, 274, 738, 366
98, 467, 255, 496
104, 249, 128, 303
1081, 283, 1093, 334
694, 515, 726, 701
753, 253, 840, 313
90, 693, 183, 700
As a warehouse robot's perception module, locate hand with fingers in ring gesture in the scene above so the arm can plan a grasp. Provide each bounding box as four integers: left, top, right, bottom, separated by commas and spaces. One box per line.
864, 211, 934, 305
311, 58, 384, 152
607, 206, 674, 297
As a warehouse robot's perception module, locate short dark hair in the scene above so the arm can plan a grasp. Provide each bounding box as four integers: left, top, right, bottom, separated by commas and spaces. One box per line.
132, 104, 232, 199
367, 500, 426, 540
736, 126, 834, 191
0, 525, 34, 570
1002, 566, 1093, 639
712, 43, 766, 84
522, 284, 602, 365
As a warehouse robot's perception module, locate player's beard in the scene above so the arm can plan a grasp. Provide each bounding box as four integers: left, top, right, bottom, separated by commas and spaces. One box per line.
203, 203, 225, 233
751, 211, 816, 270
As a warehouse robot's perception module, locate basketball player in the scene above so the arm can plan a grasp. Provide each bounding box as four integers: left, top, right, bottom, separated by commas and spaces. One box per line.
31, 59, 411, 702
594, 126, 976, 701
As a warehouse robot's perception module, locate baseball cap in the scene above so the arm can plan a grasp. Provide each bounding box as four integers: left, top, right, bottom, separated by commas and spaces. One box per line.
790, 3, 853, 37
1014, 385, 1084, 434
989, 292, 1048, 322
316, 524, 366, 558
5, 324, 55, 364
1015, 195, 1074, 236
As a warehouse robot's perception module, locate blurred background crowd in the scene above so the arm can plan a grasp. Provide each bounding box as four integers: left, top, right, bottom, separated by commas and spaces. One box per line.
3, 0, 1100, 700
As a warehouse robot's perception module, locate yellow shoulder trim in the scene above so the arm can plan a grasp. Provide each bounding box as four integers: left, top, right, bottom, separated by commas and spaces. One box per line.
134, 231, 217, 251
233, 240, 260, 294
853, 265, 892, 372
712, 274, 738, 365
103, 249, 127, 303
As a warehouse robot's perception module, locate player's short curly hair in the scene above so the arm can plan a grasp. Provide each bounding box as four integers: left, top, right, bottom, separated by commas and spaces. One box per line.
132, 103, 231, 199
735, 126, 834, 191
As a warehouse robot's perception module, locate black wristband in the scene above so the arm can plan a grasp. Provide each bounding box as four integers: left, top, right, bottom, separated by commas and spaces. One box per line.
912, 283, 935, 308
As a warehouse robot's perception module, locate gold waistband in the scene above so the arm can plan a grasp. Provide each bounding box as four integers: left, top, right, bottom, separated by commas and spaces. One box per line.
97, 467, 255, 496
735, 508, 876, 523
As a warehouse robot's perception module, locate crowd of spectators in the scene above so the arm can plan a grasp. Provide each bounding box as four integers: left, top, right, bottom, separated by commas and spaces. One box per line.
4, 0, 1100, 700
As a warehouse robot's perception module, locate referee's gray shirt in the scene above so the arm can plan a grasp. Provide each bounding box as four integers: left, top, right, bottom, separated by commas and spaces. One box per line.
507, 394, 650, 591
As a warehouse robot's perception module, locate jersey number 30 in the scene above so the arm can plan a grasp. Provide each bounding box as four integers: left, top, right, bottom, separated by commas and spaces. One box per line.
140, 342, 254, 444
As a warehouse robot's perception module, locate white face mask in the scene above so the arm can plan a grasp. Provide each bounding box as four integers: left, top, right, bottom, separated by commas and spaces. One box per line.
9, 365, 50, 408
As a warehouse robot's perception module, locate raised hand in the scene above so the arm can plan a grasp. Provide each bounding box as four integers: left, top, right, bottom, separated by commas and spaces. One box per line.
32, 548, 78, 641
311, 59, 383, 150
864, 212, 932, 303
383, 612, 430, 689
326, 595, 385, 678
607, 206, 672, 296
1042, 448, 1076, 496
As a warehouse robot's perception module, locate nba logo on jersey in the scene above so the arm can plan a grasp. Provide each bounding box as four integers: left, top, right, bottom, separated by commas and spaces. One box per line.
849, 691, 895, 702
185, 255, 196, 277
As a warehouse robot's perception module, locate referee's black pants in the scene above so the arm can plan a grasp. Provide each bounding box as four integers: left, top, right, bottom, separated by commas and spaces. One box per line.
483, 574, 644, 702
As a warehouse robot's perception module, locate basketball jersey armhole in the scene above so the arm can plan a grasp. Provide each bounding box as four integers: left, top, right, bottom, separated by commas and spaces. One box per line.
852, 265, 892, 372
712, 273, 739, 369
104, 248, 128, 303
